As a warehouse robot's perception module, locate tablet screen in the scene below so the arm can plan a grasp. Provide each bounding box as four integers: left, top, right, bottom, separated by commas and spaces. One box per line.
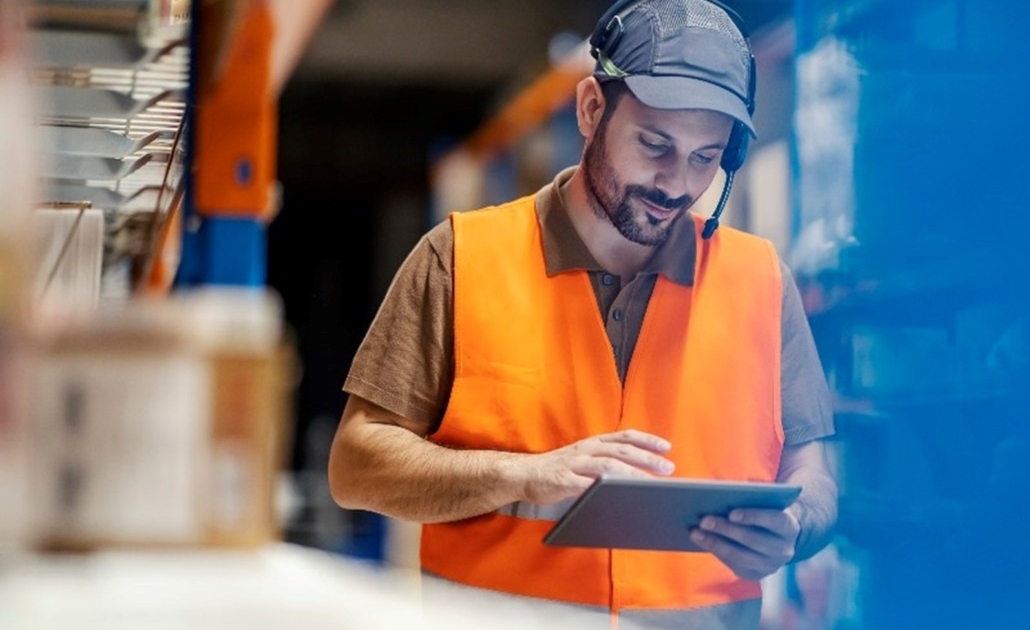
543, 476, 801, 552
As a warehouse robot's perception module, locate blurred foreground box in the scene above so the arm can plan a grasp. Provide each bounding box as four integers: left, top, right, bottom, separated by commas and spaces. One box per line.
27, 289, 295, 550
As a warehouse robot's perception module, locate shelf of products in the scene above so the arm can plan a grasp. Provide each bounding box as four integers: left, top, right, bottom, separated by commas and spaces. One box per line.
794, 0, 1030, 627
28, 0, 188, 304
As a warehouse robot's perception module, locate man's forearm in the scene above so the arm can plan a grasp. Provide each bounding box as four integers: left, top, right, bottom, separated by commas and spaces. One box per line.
329, 419, 525, 523
776, 439, 839, 562
329, 397, 677, 524
782, 465, 838, 561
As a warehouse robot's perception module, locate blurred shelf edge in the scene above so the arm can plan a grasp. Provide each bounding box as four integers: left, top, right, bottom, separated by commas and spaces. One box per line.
46, 152, 156, 181
40, 127, 172, 158
835, 491, 981, 550
801, 0, 976, 47
26, 0, 189, 42
25, 2, 143, 35
47, 182, 167, 210
800, 246, 1021, 327
35, 86, 183, 119
31, 29, 159, 68
833, 388, 1020, 415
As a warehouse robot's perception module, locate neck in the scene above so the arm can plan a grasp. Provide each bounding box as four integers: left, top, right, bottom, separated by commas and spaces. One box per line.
562, 169, 655, 282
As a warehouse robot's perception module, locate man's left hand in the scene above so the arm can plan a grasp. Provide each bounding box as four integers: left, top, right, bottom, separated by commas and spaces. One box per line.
688, 507, 801, 581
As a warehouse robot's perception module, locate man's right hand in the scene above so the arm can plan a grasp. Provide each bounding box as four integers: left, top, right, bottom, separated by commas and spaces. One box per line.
331, 398, 676, 523
512, 430, 675, 505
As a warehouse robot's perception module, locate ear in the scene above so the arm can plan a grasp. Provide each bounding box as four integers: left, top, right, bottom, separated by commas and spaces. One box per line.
575, 77, 607, 140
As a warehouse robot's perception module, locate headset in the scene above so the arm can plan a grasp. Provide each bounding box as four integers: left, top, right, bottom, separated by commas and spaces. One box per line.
589, 0, 756, 239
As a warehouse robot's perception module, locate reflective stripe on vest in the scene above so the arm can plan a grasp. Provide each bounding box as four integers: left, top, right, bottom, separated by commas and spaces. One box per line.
496, 498, 575, 520
423, 195, 783, 612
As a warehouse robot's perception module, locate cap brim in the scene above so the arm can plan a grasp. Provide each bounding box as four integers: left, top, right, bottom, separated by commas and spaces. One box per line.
624, 75, 756, 137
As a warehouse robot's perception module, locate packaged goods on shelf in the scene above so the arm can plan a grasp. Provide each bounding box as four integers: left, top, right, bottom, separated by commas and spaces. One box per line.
28, 289, 294, 550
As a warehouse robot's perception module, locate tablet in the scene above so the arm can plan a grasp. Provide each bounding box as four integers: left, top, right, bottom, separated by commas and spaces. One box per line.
543, 476, 801, 552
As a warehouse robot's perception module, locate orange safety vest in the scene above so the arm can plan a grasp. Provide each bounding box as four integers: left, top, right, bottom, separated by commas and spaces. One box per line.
423, 194, 784, 614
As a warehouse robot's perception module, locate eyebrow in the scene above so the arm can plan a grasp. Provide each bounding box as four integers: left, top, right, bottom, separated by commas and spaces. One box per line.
694, 141, 726, 151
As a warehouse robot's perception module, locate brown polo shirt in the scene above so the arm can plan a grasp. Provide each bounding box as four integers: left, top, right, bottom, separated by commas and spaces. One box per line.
344, 167, 834, 445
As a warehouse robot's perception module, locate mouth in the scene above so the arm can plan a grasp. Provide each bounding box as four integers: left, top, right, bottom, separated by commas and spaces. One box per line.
638, 197, 681, 221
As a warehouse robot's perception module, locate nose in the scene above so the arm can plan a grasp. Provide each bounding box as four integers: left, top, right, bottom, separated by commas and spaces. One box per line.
653, 156, 700, 203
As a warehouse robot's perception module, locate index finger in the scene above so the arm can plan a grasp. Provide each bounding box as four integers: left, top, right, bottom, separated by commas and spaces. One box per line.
596, 430, 671, 453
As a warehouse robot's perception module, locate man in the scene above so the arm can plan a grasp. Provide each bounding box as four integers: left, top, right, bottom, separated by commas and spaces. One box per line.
329, 0, 837, 628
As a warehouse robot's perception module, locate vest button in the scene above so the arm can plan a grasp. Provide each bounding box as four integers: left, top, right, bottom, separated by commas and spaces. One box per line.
613, 309, 624, 322
602, 273, 615, 286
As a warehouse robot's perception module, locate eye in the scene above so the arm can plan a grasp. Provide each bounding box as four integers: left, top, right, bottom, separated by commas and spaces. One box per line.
690, 152, 717, 165
638, 135, 670, 155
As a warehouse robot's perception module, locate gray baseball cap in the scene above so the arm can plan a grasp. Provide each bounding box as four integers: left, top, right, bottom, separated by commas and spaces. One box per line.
591, 0, 756, 137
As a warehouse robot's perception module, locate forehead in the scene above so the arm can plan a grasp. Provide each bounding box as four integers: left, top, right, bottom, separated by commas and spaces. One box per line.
610, 91, 735, 142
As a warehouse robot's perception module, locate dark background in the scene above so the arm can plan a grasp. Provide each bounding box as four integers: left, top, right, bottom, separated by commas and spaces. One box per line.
266, 0, 794, 475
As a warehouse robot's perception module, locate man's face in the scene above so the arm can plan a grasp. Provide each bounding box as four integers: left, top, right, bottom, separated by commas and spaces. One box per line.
582, 90, 735, 246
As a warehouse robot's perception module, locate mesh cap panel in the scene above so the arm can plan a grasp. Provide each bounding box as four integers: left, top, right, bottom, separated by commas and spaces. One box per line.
640, 0, 750, 80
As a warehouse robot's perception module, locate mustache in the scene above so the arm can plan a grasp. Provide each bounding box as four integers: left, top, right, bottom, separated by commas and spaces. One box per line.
628, 186, 690, 212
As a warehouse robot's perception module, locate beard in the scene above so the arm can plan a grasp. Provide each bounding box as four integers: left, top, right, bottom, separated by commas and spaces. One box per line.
582, 125, 691, 247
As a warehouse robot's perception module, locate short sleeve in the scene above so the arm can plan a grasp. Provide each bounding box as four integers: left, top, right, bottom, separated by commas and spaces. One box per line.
780, 261, 835, 445
343, 221, 455, 433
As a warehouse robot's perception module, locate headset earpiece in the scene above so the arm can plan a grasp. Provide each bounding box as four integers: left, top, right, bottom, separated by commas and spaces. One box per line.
590, 16, 624, 60
720, 121, 750, 173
